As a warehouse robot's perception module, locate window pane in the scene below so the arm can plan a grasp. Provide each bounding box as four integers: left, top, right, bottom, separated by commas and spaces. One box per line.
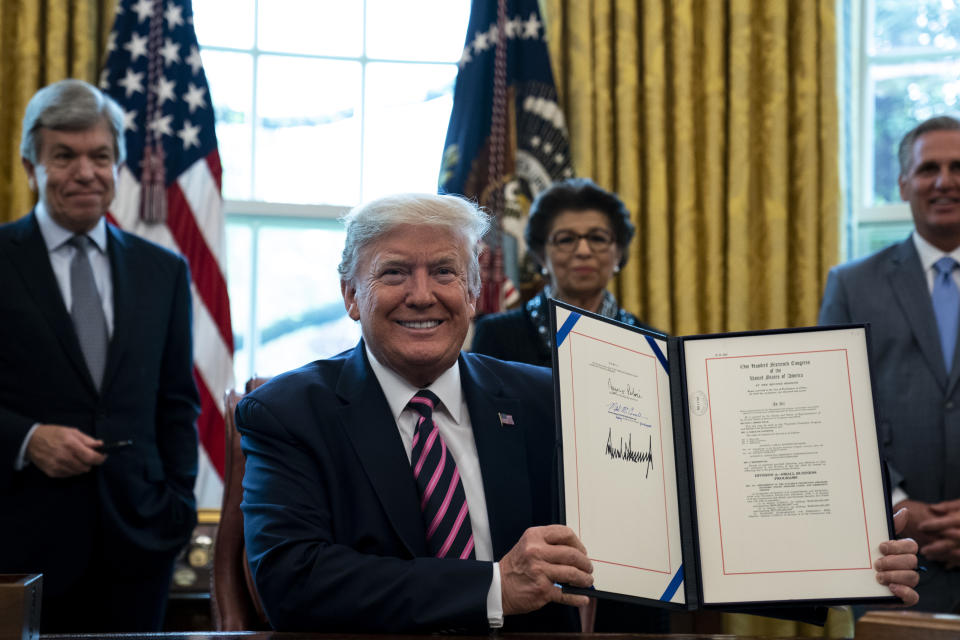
871, 0, 960, 54
870, 62, 960, 205
255, 56, 362, 205
202, 50, 254, 200
258, 0, 363, 56
362, 62, 457, 200
856, 221, 916, 257
226, 222, 253, 384
366, 0, 471, 62
193, 0, 255, 49
253, 225, 360, 376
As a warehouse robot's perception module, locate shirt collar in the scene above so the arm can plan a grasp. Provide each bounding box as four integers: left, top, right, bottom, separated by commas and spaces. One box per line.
35, 200, 108, 253
364, 344, 464, 424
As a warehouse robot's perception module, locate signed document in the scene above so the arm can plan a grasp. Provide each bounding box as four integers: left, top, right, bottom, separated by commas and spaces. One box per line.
551, 300, 896, 609
553, 303, 685, 604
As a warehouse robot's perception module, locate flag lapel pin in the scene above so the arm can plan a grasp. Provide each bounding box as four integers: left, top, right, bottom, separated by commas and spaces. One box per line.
498, 412, 515, 427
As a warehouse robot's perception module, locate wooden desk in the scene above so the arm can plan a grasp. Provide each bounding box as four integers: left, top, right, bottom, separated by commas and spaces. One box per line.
41, 612, 960, 640
855, 610, 960, 639
42, 635, 809, 640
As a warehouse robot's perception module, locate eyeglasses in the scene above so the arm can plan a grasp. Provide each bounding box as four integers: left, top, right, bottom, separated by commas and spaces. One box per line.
548, 229, 615, 253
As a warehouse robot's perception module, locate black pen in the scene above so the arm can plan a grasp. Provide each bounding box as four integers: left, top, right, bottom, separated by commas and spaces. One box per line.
97, 439, 134, 453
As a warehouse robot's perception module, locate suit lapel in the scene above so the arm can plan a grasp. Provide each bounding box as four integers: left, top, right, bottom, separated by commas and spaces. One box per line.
946, 283, 960, 397
335, 344, 425, 557
6, 213, 96, 392
101, 225, 129, 393
461, 354, 532, 560
949, 337, 960, 397
887, 239, 949, 388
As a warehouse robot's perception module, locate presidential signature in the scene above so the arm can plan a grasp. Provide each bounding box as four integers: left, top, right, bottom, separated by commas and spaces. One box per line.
604, 428, 655, 478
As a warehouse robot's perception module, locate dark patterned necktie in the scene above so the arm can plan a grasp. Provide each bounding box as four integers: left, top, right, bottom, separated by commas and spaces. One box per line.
68, 235, 109, 389
408, 389, 476, 559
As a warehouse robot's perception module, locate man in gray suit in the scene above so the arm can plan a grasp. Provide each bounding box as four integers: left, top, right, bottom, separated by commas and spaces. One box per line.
819, 115, 960, 613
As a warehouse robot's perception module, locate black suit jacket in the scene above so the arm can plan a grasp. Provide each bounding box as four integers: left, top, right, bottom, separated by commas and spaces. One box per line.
0, 212, 200, 596
820, 236, 960, 612
237, 342, 578, 632
472, 290, 654, 368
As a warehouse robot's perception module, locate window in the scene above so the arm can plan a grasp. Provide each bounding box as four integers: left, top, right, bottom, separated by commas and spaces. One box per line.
192, 0, 470, 383
844, 0, 960, 259
225, 211, 361, 382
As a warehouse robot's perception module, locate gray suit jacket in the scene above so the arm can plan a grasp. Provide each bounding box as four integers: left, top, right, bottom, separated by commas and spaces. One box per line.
819, 236, 960, 612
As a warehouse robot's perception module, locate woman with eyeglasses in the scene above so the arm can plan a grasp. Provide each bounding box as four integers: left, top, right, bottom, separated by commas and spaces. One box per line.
472, 177, 656, 367
472, 178, 666, 633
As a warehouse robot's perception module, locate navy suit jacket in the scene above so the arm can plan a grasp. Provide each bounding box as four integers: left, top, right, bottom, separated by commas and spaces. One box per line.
237, 342, 579, 632
0, 212, 200, 596
820, 236, 960, 612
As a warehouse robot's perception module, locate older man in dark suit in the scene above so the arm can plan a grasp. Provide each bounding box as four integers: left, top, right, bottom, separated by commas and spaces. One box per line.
238, 193, 594, 632
820, 115, 960, 612
0, 79, 200, 631
240, 192, 920, 633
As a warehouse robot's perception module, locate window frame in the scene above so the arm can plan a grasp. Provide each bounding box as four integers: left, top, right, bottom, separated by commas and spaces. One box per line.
226, 209, 353, 383
198, 0, 463, 210
195, 0, 469, 382
845, 0, 960, 260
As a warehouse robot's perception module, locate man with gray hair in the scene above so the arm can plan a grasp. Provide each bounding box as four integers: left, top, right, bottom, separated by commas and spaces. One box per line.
237, 192, 594, 632
0, 79, 200, 630
820, 114, 960, 612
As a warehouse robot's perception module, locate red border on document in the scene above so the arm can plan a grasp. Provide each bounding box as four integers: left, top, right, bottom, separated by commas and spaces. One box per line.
567, 330, 673, 575
703, 348, 873, 575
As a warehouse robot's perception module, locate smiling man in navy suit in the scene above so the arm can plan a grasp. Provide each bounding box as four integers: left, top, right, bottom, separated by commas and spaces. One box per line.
237, 193, 595, 632
820, 115, 960, 613
0, 79, 200, 632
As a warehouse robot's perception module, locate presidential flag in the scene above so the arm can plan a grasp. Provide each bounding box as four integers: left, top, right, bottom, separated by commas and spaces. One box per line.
439, 0, 574, 314
100, 0, 234, 508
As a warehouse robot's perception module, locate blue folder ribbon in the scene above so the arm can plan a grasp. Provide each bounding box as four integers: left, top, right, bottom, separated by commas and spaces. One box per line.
555, 312, 581, 348
645, 335, 669, 373
660, 565, 684, 601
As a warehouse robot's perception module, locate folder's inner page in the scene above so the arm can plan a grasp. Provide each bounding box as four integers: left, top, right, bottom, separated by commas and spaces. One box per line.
682, 326, 891, 604
554, 305, 685, 604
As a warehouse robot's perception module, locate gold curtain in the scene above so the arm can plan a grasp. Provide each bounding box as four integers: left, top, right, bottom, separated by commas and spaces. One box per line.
545, 0, 847, 636
544, 0, 839, 337
0, 0, 114, 223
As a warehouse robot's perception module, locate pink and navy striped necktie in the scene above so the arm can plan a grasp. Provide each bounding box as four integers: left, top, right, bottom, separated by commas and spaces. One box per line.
408, 390, 476, 559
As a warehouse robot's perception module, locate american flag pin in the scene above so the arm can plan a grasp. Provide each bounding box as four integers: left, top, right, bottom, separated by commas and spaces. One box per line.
498, 412, 515, 426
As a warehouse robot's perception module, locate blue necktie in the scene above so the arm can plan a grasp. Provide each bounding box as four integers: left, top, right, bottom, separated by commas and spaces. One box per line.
933, 256, 959, 371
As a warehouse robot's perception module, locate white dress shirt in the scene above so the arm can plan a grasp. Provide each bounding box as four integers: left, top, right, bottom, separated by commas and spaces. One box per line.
912, 231, 960, 294
365, 345, 504, 627
15, 205, 113, 470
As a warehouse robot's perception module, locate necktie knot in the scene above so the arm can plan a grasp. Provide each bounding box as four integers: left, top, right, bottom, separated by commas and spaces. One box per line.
935, 256, 957, 277
68, 234, 93, 252
409, 389, 440, 422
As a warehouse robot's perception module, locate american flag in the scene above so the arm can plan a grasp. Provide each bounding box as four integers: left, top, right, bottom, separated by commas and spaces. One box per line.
100, 0, 234, 508
439, 0, 574, 314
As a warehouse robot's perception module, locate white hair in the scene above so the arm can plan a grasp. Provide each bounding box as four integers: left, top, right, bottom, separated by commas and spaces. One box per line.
337, 193, 491, 298
21, 79, 126, 165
